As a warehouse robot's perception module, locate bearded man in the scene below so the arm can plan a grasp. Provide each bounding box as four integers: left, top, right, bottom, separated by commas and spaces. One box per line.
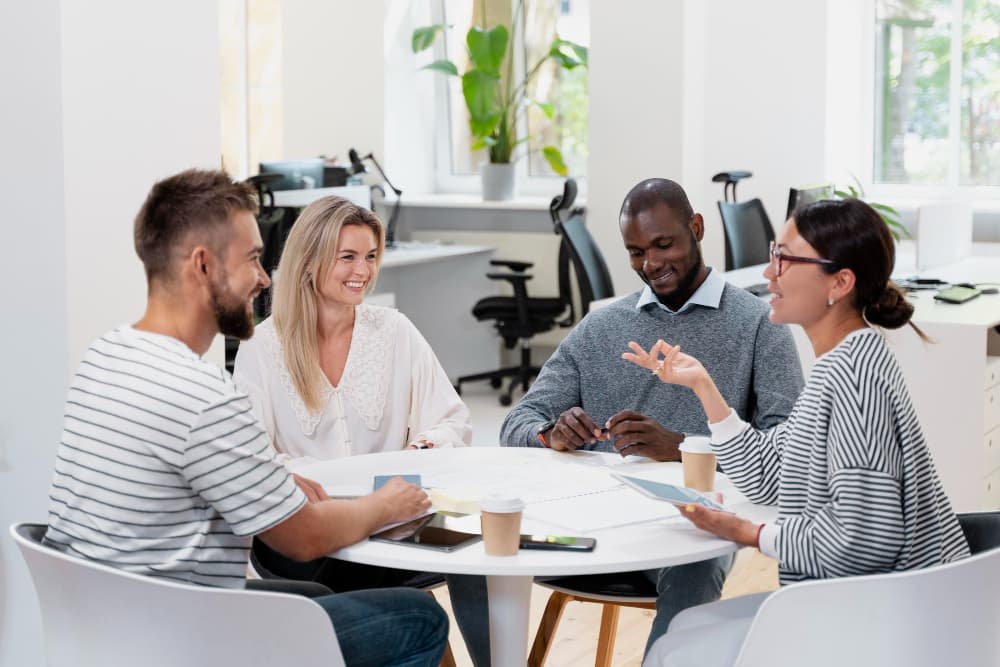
43, 169, 447, 667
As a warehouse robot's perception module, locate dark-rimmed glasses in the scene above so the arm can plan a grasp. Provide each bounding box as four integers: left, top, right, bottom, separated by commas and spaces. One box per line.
769, 241, 838, 277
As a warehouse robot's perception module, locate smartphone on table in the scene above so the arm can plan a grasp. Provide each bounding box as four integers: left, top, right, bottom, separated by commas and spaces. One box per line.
933, 285, 981, 304
519, 534, 597, 552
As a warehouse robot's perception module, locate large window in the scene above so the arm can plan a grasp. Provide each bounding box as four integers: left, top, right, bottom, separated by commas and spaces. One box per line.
435, 0, 589, 187
219, 0, 283, 179
874, 0, 1000, 187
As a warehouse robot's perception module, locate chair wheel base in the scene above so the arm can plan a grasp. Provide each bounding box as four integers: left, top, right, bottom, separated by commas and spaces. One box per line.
500, 395, 513, 407
490, 376, 503, 388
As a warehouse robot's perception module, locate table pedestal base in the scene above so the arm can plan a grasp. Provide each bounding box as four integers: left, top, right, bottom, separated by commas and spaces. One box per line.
486, 574, 534, 667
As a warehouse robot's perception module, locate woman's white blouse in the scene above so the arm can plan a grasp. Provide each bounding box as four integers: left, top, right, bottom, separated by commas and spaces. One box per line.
233, 305, 471, 460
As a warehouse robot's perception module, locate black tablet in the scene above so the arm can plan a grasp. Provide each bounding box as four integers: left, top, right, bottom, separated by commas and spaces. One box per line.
370, 513, 482, 552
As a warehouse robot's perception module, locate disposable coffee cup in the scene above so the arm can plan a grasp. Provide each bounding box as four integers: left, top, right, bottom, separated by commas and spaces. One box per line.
479, 494, 525, 556
679, 436, 716, 492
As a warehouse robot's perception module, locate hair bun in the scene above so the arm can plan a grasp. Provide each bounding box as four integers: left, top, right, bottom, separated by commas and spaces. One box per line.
865, 283, 913, 329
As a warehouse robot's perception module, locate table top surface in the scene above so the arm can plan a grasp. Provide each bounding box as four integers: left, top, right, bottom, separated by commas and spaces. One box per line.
296, 448, 775, 577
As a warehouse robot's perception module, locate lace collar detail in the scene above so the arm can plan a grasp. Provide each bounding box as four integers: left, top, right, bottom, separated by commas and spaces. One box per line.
258, 305, 398, 435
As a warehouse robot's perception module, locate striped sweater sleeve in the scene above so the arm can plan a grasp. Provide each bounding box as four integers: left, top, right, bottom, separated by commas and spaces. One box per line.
709, 409, 785, 506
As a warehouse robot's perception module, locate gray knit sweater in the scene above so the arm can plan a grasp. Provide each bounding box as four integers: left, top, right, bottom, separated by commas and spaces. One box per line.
500, 283, 804, 449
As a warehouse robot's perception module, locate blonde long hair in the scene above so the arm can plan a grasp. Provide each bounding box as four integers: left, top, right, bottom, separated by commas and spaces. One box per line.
272, 196, 385, 411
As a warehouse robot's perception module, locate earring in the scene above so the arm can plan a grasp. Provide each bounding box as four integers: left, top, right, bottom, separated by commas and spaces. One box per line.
827, 297, 835, 307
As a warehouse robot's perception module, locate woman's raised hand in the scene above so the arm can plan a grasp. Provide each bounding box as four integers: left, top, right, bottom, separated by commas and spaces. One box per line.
622, 340, 709, 389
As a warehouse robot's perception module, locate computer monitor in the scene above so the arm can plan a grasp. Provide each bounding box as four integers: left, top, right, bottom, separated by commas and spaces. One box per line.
786, 183, 835, 220
258, 158, 325, 191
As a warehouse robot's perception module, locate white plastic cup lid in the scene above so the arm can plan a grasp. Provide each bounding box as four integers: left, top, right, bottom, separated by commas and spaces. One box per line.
479, 494, 525, 513
679, 435, 713, 454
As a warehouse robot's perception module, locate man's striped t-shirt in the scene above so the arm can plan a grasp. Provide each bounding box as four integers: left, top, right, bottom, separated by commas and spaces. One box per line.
45, 326, 306, 588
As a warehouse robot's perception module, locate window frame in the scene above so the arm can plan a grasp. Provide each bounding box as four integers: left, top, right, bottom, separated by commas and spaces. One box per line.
864, 0, 1000, 207
429, 0, 587, 197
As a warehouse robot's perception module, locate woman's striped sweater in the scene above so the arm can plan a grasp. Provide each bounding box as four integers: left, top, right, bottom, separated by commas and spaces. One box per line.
709, 328, 969, 584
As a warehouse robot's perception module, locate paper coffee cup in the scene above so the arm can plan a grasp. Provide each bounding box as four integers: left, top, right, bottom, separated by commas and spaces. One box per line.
479, 494, 525, 556
680, 436, 716, 492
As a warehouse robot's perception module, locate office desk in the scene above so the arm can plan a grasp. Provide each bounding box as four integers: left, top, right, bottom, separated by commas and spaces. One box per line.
727, 255, 1000, 512
298, 448, 775, 667
369, 242, 497, 382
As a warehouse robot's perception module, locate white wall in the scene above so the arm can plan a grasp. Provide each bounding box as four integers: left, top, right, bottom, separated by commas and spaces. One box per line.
61, 1, 222, 372
0, 2, 221, 663
698, 0, 829, 235
0, 4, 67, 665
585, 0, 830, 294
587, 0, 689, 294
282, 0, 385, 162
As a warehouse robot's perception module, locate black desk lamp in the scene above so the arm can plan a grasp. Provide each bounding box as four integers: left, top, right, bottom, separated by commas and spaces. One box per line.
348, 148, 402, 247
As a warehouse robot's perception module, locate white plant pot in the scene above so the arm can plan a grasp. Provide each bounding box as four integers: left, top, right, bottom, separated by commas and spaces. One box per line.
481, 162, 516, 201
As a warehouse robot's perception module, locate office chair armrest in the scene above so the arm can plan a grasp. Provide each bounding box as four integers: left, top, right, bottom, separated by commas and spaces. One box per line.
486, 272, 533, 284
490, 259, 533, 272
486, 273, 533, 326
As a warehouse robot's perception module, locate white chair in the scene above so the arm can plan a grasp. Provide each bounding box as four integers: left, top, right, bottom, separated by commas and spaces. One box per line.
10, 523, 345, 667
731, 545, 1000, 666
649, 511, 1000, 666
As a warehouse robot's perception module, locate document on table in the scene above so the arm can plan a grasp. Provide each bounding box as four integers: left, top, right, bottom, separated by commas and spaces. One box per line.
523, 484, 679, 532
423, 450, 682, 531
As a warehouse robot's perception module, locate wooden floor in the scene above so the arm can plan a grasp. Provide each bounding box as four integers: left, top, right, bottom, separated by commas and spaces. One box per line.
435, 547, 779, 666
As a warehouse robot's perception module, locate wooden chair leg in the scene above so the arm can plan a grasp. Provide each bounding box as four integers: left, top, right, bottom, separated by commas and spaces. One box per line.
426, 589, 458, 667
528, 591, 574, 667
594, 603, 621, 667
439, 640, 457, 667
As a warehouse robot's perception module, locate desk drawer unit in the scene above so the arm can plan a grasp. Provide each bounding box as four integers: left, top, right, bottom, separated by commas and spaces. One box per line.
983, 356, 1000, 510
982, 465, 1000, 510
986, 427, 1000, 476
985, 355, 1000, 390
984, 383, 1000, 433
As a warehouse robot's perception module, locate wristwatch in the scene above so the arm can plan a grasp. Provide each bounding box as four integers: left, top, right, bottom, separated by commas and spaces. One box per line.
536, 419, 556, 447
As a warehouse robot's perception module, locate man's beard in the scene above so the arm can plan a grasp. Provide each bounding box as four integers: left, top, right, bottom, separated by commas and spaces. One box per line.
648, 237, 704, 303
211, 280, 255, 340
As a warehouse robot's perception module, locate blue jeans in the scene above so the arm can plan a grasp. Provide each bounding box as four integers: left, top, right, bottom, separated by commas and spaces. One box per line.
444, 574, 491, 667
642, 554, 735, 656
313, 587, 449, 667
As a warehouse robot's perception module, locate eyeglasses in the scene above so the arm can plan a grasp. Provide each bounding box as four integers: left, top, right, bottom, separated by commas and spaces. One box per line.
768, 241, 838, 277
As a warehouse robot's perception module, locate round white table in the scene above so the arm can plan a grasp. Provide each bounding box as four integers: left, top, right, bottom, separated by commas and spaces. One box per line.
296, 447, 776, 667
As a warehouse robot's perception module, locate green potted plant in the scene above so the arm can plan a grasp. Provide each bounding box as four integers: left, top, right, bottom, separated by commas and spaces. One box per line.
834, 175, 909, 241
412, 1, 587, 200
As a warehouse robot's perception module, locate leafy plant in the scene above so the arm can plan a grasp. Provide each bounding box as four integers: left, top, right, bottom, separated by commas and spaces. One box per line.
834, 174, 910, 240
411, 1, 587, 175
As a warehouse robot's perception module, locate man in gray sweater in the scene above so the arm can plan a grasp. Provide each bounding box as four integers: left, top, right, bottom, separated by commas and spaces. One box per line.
500, 177, 803, 654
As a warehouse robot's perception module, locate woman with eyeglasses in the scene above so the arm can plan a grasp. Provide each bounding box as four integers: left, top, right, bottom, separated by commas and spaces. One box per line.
626, 198, 969, 667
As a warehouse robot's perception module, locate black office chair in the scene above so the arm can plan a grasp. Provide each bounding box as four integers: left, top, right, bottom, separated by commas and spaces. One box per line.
456, 179, 612, 406
717, 198, 775, 270
957, 510, 1000, 554
712, 170, 775, 272
245, 173, 296, 317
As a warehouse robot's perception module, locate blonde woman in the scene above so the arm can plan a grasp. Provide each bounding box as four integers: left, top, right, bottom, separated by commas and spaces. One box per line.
235, 196, 470, 460
234, 196, 489, 666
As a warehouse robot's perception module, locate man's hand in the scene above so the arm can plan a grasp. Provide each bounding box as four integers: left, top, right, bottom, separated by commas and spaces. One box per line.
293, 474, 331, 503
547, 407, 608, 451
675, 502, 759, 548
370, 477, 432, 526
605, 410, 683, 461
